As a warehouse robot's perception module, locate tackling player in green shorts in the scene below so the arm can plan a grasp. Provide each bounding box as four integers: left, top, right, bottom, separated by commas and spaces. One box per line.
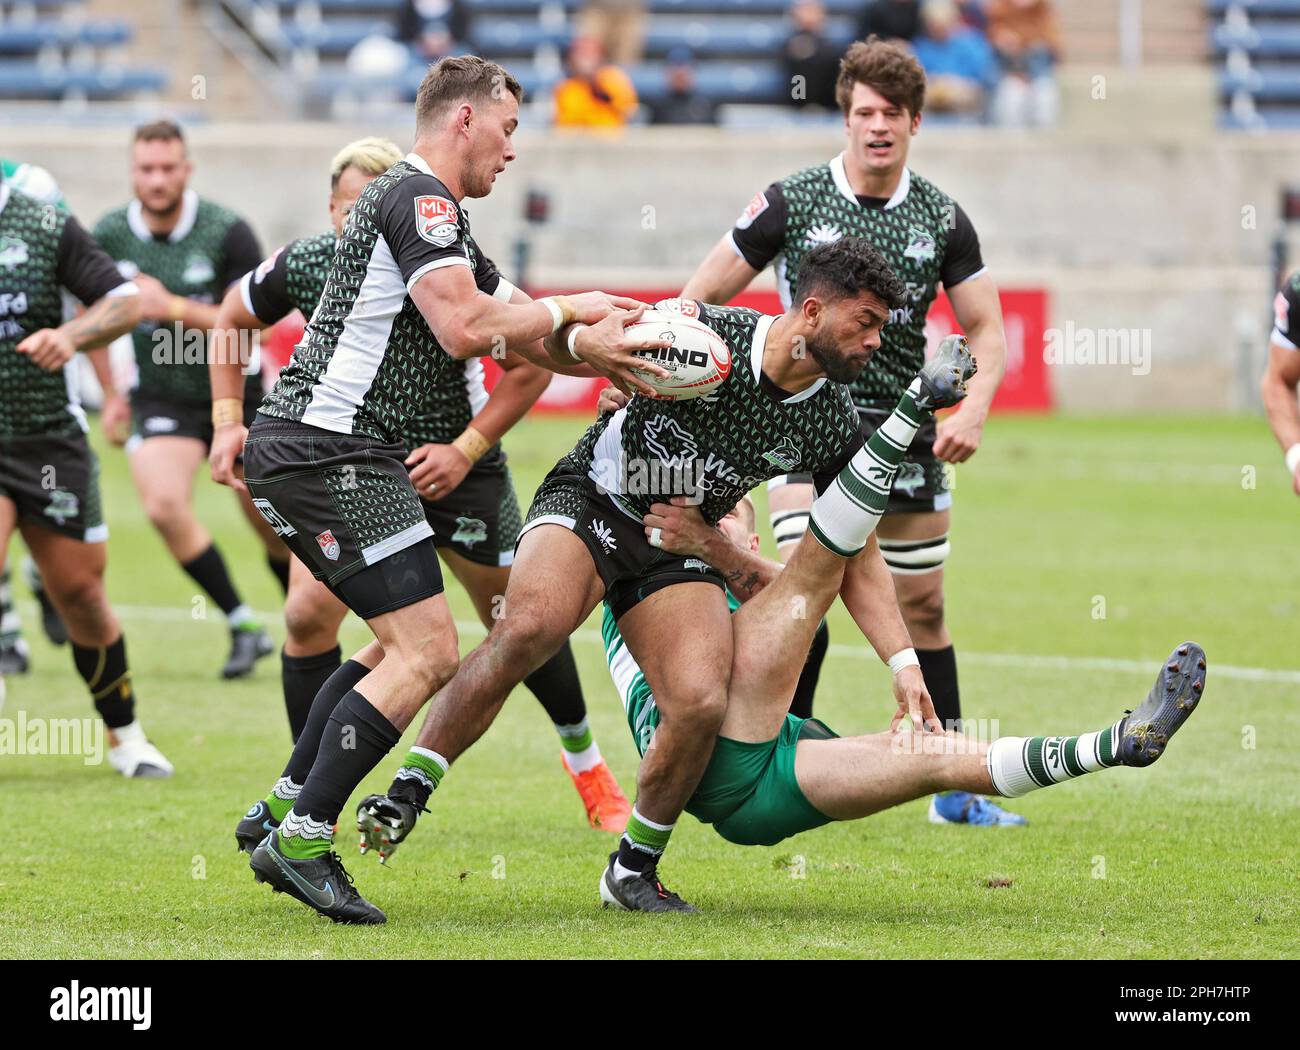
596, 344, 1208, 876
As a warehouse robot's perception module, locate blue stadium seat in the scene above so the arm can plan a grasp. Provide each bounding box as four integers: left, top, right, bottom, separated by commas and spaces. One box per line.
0, 22, 132, 56
1219, 66, 1300, 100
281, 19, 394, 54
0, 62, 166, 99
1206, 0, 1300, 15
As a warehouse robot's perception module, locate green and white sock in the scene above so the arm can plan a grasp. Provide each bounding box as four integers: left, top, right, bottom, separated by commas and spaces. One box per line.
264, 775, 300, 822
276, 807, 334, 860
810, 378, 927, 557
228, 604, 261, 632
388, 745, 448, 809
557, 717, 602, 773
986, 721, 1124, 797
614, 806, 674, 878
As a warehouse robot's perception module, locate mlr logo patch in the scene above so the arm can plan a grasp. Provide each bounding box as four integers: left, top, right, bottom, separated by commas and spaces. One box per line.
316, 529, 341, 561
414, 195, 459, 247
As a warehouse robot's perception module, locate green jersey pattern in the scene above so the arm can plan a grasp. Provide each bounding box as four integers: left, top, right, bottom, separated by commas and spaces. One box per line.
772, 164, 953, 410
560, 302, 860, 526
94, 193, 258, 404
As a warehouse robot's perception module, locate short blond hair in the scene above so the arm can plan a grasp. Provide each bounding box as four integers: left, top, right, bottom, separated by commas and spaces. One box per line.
329, 136, 404, 189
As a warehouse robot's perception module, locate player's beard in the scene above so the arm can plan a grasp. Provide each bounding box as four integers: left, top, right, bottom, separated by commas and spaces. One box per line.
140, 188, 184, 220
807, 330, 866, 384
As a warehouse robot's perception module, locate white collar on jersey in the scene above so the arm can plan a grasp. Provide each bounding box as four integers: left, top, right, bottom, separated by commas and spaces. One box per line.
830, 152, 911, 211
0, 183, 10, 217
127, 188, 199, 243
404, 151, 434, 176
749, 312, 827, 404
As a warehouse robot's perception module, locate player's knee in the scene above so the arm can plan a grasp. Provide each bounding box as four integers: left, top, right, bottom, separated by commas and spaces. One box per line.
900, 584, 946, 635
399, 639, 460, 693
494, 610, 564, 671
668, 681, 729, 735
142, 492, 188, 532
283, 592, 340, 649
47, 573, 110, 629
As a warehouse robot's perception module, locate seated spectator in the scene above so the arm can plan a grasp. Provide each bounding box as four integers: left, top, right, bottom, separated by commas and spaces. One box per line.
986, 0, 1061, 127
554, 35, 639, 128
650, 48, 720, 125
911, 0, 996, 117
579, 0, 648, 68
397, 0, 469, 63
856, 0, 921, 44
784, 0, 842, 110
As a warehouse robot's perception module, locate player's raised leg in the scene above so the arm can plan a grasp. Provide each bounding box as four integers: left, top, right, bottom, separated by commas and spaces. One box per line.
765, 476, 827, 720
439, 546, 631, 834
357, 524, 606, 862
129, 434, 272, 678
21, 522, 172, 777
796, 643, 1207, 820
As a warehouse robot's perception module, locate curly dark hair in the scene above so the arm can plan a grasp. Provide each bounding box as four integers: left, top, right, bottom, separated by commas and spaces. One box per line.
796, 236, 906, 311
836, 36, 926, 118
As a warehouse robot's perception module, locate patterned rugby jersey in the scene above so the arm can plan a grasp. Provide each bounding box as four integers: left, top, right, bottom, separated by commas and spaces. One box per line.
258, 153, 510, 444
242, 222, 512, 455
1272, 270, 1300, 351
0, 184, 135, 438
557, 299, 863, 526
94, 190, 262, 404
730, 155, 984, 411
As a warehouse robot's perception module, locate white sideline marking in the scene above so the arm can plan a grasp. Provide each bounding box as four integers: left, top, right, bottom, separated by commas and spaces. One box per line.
45, 601, 1300, 687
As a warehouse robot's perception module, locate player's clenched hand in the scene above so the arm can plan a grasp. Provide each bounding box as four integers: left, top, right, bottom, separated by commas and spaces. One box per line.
890, 665, 943, 734
101, 391, 131, 447
209, 424, 249, 491
644, 497, 715, 558
406, 442, 471, 501
933, 406, 985, 464
15, 328, 76, 370
571, 306, 671, 398
133, 274, 175, 322
597, 384, 629, 416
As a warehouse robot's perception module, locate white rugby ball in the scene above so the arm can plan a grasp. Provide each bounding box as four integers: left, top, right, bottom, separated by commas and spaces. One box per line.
625, 309, 732, 401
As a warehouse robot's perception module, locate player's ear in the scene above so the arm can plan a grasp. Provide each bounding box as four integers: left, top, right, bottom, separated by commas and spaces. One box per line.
909, 109, 922, 136
747, 534, 760, 554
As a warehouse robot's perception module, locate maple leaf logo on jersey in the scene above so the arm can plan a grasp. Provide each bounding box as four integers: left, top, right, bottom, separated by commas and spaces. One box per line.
806, 224, 843, 247
643, 415, 698, 468
903, 226, 936, 263
316, 529, 341, 562
414, 196, 460, 247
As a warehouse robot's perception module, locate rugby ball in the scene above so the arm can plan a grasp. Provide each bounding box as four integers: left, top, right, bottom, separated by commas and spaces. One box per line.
625, 310, 732, 401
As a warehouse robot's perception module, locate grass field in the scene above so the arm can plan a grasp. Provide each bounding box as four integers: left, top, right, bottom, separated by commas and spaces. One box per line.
1, 412, 1297, 959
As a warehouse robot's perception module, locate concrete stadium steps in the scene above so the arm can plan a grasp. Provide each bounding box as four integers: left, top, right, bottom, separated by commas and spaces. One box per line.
1056, 0, 1207, 65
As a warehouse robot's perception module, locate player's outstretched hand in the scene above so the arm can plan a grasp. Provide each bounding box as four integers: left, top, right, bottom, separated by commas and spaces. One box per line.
597, 384, 629, 416
890, 664, 943, 734
571, 305, 672, 398
15, 328, 76, 371
209, 424, 249, 492
644, 497, 715, 558
565, 290, 649, 325
406, 442, 471, 501
101, 392, 130, 447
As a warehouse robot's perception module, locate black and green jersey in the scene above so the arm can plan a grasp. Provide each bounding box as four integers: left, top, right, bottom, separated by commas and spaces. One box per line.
0, 185, 134, 438
242, 222, 511, 458
561, 299, 862, 526
730, 155, 984, 411
0, 159, 66, 209
258, 153, 508, 444
93, 190, 262, 405
1272, 270, 1300, 351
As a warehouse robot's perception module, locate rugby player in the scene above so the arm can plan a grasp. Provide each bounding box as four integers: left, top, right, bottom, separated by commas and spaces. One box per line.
682, 37, 1017, 825
1262, 269, 1300, 493
236, 56, 665, 923
597, 343, 1205, 872
0, 166, 173, 776
92, 120, 281, 680
358, 237, 938, 914
209, 137, 630, 839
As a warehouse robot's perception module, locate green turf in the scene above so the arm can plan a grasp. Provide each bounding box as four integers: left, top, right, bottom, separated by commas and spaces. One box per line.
1, 413, 1296, 959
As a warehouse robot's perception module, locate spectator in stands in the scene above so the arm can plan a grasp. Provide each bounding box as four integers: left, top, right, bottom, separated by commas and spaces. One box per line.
649, 47, 719, 125
911, 0, 996, 118
986, 0, 1061, 127
856, 0, 921, 43
579, 0, 648, 68
554, 34, 639, 128
397, 0, 468, 63
784, 0, 842, 110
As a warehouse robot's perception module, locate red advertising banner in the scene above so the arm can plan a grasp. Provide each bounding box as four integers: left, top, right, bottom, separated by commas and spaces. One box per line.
263, 287, 1052, 413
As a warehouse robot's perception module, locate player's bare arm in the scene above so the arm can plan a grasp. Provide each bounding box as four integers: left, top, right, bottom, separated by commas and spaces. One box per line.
1260, 340, 1300, 494
208, 282, 267, 491
681, 234, 762, 304
16, 289, 141, 371
407, 347, 549, 500
86, 345, 130, 446
933, 273, 1006, 464
643, 497, 779, 601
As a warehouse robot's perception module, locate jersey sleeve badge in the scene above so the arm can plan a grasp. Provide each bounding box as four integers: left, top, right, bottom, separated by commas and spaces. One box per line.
734, 191, 770, 231
254, 246, 285, 284
414, 196, 460, 247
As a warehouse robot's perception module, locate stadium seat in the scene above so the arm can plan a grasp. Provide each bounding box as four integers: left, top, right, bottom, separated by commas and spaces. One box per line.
0, 62, 166, 98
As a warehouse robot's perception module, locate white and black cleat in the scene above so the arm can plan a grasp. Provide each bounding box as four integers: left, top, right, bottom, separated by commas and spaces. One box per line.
356, 794, 422, 864
599, 852, 698, 913
914, 334, 977, 412
108, 723, 173, 778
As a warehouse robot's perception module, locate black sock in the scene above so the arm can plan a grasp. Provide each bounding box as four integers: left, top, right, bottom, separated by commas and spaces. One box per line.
179, 543, 243, 618
918, 645, 961, 731
72, 635, 135, 729
280, 658, 370, 784
522, 640, 587, 727
788, 619, 829, 720
266, 553, 291, 594
294, 689, 401, 828
281, 645, 342, 743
